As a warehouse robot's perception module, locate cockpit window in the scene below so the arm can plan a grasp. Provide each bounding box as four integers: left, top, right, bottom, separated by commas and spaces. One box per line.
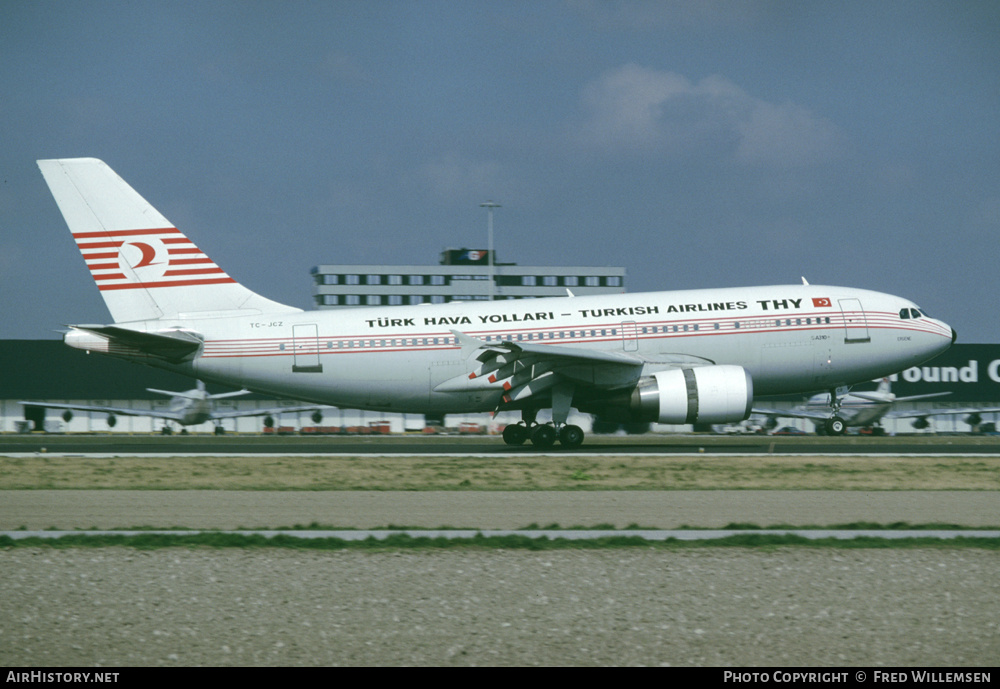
900, 308, 924, 320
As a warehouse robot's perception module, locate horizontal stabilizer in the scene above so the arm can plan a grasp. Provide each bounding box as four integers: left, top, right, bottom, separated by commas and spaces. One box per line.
66, 325, 203, 363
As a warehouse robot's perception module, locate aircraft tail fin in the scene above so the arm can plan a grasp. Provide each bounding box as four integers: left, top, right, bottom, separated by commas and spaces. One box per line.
37, 158, 300, 324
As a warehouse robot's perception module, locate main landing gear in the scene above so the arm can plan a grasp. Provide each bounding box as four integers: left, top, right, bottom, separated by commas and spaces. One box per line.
501, 407, 585, 449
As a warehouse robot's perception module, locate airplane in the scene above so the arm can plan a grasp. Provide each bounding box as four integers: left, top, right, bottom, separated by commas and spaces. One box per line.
755, 378, 1000, 435
35, 157, 957, 448
752, 378, 965, 435
20, 380, 323, 434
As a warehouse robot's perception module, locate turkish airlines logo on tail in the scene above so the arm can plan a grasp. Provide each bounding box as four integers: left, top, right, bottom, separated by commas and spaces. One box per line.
73, 227, 234, 291
812, 297, 832, 307
121, 240, 166, 272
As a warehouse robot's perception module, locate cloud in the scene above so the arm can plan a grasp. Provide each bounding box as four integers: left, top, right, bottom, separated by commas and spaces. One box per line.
576, 64, 846, 167
735, 99, 846, 167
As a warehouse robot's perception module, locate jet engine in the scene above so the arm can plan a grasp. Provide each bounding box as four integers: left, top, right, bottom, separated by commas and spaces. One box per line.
628, 365, 754, 425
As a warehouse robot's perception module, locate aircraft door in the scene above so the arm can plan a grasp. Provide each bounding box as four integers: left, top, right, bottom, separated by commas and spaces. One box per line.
292, 323, 324, 373
838, 298, 871, 344
621, 321, 639, 352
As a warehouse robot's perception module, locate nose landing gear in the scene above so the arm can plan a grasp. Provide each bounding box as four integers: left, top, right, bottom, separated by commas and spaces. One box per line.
824, 388, 847, 435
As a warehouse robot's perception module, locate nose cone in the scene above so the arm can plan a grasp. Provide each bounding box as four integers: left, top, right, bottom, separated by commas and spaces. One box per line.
924, 319, 956, 361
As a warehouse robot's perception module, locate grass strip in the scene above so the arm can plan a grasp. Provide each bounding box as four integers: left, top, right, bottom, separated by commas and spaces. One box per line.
2, 532, 998, 550
2, 454, 1000, 490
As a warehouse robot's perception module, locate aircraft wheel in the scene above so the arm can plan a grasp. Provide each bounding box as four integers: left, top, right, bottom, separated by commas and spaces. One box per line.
214, 426, 225, 436
558, 424, 585, 448
825, 416, 846, 435
502, 423, 529, 446
530, 424, 557, 448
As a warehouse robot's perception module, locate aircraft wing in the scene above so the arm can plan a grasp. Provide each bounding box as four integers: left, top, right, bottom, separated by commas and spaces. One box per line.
19, 401, 182, 421
22, 400, 324, 423
208, 404, 324, 420
750, 406, 831, 421
882, 405, 1000, 420
440, 330, 715, 405
851, 391, 952, 403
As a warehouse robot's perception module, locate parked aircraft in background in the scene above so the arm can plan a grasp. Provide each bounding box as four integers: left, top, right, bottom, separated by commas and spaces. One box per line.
21, 380, 321, 434
36, 158, 956, 447
754, 378, 1000, 434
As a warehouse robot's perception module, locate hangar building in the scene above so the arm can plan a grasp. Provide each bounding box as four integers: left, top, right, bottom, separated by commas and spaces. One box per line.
2, 340, 998, 435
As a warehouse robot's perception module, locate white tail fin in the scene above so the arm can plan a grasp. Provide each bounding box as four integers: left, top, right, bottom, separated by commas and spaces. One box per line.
38, 158, 300, 323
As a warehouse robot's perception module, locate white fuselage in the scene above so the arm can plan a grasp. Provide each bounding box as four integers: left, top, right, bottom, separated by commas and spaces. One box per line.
167, 394, 213, 426
113, 284, 952, 415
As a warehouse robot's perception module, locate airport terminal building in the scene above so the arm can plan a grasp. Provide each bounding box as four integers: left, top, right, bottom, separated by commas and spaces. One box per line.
311, 248, 626, 308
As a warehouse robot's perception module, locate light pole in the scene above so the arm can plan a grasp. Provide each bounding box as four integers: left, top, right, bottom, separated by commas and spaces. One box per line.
480, 201, 501, 300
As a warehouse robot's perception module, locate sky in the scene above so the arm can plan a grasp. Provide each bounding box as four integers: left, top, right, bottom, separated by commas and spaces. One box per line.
2, 0, 998, 342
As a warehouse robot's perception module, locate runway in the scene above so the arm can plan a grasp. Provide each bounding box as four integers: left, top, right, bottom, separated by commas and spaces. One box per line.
3, 490, 998, 530
4, 432, 1000, 456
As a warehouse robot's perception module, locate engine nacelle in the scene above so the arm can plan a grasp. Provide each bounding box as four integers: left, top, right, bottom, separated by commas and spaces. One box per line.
631, 365, 753, 425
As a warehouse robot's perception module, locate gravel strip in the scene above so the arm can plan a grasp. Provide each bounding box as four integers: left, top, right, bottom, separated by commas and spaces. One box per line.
2, 548, 997, 666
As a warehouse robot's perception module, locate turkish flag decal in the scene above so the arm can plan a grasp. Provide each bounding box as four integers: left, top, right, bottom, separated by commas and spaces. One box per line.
812, 297, 832, 307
